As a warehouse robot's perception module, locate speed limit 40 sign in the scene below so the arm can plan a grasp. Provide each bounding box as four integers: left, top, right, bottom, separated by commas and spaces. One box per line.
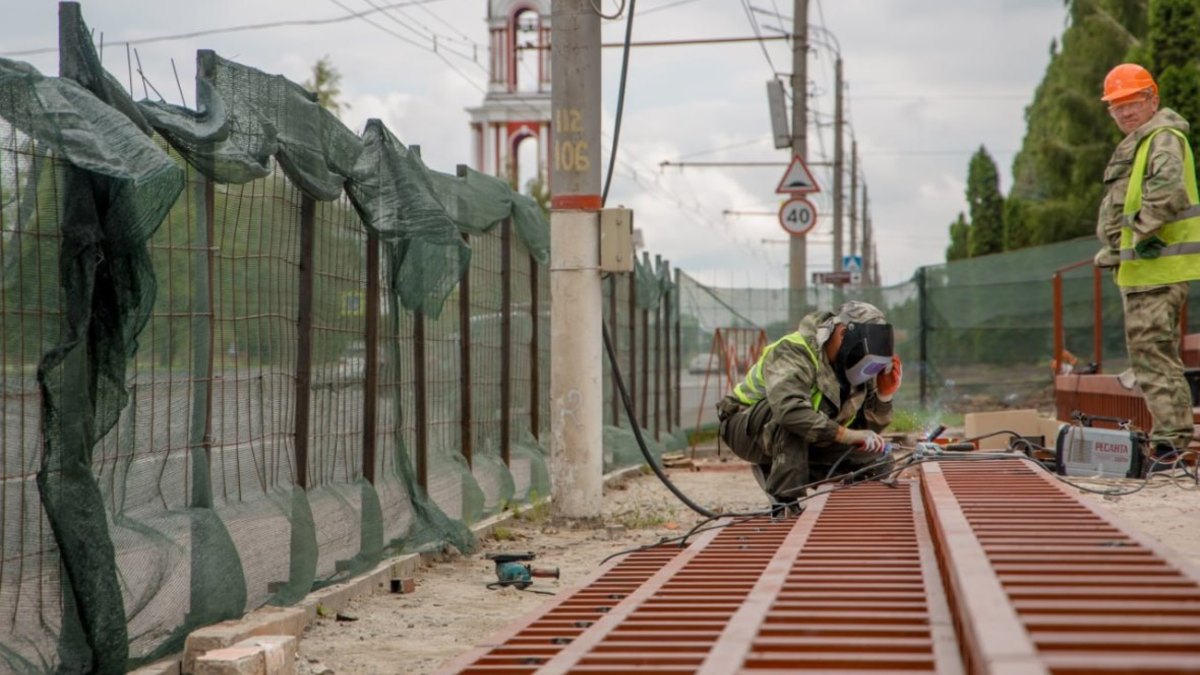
778, 197, 817, 236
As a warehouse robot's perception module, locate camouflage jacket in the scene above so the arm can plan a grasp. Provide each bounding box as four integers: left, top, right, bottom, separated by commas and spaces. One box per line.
1095, 107, 1193, 294
722, 311, 892, 444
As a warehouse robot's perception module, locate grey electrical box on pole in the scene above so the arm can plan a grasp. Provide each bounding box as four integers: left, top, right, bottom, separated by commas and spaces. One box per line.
549, 0, 604, 518
767, 79, 790, 150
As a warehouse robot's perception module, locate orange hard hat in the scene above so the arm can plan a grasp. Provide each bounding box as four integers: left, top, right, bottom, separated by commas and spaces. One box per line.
1101, 63, 1158, 102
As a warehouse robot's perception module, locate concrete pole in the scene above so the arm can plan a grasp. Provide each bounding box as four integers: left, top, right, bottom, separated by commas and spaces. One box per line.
549, 0, 603, 517
849, 138, 857, 265
862, 184, 873, 287
832, 57, 843, 275
787, 0, 809, 325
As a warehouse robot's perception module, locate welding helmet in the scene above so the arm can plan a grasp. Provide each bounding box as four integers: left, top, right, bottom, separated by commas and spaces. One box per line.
830, 301, 893, 387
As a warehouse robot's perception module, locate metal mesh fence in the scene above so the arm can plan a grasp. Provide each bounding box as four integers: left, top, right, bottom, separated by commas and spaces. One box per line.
0, 7, 687, 670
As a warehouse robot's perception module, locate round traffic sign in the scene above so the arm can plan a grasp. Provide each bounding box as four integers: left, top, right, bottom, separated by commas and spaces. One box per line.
778, 197, 817, 236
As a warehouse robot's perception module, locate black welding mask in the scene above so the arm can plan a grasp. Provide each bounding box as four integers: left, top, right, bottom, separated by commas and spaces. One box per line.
835, 322, 894, 387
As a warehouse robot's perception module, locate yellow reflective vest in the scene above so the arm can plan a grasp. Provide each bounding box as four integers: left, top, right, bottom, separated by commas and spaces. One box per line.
1118, 127, 1200, 287
732, 333, 825, 411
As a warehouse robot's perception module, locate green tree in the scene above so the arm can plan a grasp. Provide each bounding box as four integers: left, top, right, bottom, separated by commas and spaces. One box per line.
946, 212, 970, 261
1133, 0, 1200, 155
525, 174, 550, 220
304, 55, 349, 117
1006, 0, 1149, 248
966, 146, 1005, 257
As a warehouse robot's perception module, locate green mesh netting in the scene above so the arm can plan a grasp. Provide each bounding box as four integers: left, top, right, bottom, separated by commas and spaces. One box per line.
0, 4, 681, 672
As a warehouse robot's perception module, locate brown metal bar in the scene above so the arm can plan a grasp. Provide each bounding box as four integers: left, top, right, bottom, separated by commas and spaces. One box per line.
641, 308, 649, 425
500, 218, 513, 465
609, 276, 619, 426
200, 179, 216, 503
529, 252, 540, 440
1052, 270, 1064, 376
663, 264, 672, 435
628, 274, 637, 426
459, 233, 473, 468
440, 547, 690, 674
362, 233, 380, 484
674, 268, 681, 430
538, 519, 790, 674
414, 309, 428, 491
294, 195, 316, 490
920, 460, 1051, 675
654, 256, 662, 441
1092, 263, 1103, 371
930, 457, 1200, 673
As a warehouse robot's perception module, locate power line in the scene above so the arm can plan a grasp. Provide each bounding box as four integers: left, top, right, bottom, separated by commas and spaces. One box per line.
0, 0, 447, 57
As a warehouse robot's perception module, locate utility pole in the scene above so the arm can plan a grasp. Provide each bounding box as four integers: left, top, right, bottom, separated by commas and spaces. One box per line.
549, 0, 602, 517
788, 0, 809, 325
849, 138, 857, 271
861, 183, 872, 287
832, 56, 844, 305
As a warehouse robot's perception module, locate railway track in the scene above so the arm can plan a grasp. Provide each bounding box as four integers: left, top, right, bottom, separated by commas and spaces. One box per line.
442, 457, 1200, 674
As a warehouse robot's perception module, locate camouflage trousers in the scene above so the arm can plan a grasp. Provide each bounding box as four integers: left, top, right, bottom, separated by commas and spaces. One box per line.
718, 398, 889, 501
1124, 283, 1194, 450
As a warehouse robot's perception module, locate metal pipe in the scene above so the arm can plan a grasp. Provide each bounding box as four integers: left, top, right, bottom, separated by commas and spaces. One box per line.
294, 195, 316, 490
459, 233, 473, 468
500, 218, 513, 466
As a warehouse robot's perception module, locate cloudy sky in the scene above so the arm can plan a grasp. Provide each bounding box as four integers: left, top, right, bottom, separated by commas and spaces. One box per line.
2, 0, 1066, 287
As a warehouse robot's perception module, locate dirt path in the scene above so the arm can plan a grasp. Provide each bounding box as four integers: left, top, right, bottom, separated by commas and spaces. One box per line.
295, 462, 1200, 675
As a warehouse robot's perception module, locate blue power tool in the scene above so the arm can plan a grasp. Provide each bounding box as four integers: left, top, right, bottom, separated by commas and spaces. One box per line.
485, 552, 559, 590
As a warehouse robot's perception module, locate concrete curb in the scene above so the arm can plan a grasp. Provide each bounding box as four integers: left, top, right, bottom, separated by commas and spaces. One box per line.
137, 463, 651, 675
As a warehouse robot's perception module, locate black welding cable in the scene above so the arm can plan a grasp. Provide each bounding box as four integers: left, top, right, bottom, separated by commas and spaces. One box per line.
602, 321, 723, 518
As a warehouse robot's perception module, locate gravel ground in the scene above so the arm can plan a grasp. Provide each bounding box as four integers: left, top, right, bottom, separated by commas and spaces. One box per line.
294, 459, 1200, 675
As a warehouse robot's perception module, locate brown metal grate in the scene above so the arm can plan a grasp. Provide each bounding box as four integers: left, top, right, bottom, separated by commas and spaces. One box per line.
700, 482, 962, 674
925, 458, 1200, 674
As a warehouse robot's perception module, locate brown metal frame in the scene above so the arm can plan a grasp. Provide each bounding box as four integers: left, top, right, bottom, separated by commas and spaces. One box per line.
414, 309, 428, 490
1051, 259, 1103, 375
500, 218, 513, 465
293, 195, 316, 490
530, 252, 540, 440
459, 233, 473, 468
362, 234, 380, 484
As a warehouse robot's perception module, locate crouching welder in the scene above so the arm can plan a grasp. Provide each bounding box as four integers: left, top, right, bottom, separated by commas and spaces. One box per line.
716, 301, 901, 506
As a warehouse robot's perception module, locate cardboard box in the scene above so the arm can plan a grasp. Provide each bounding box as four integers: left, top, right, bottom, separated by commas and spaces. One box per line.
963, 409, 1044, 450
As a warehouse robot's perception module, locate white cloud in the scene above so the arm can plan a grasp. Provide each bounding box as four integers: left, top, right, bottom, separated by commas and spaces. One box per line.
2, 0, 1068, 289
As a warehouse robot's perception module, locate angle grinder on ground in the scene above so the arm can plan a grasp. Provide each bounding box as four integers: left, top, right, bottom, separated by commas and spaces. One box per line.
485, 552, 560, 591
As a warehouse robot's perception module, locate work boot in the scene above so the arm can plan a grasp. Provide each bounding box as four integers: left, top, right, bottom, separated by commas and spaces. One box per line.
1143, 443, 1180, 477
769, 499, 803, 519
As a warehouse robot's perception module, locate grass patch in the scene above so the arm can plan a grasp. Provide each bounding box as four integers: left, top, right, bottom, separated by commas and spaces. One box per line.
492, 525, 516, 541
686, 423, 720, 446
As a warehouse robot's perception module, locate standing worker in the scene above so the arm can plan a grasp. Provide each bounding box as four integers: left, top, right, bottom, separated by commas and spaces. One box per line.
716, 301, 901, 510
1094, 63, 1198, 465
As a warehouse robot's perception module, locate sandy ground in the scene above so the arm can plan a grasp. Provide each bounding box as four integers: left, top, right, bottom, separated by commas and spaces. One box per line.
295, 460, 1200, 675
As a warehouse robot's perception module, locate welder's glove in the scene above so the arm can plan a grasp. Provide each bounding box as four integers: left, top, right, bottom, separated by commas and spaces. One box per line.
1134, 234, 1166, 260
837, 427, 887, 454
875, 354, 902, 401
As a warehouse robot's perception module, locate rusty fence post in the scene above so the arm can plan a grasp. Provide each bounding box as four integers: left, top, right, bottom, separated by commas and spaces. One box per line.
675, 267, 682, 430
459, 233, 473, 468
294, 195, 316, 490
414, 309, 428, 491
362, 234, 380, 484
530, 252, 541, 440
628, 273, 637, 428
500, 218, 513, 466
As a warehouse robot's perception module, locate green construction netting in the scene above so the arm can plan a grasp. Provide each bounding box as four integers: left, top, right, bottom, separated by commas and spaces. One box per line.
678, 236, 1200, 430
0, 4, 683, 672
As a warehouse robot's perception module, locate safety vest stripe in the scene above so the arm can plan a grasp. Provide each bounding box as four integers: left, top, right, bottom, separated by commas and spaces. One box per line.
732, 333, 820, 408
1119, 239, 1200, 260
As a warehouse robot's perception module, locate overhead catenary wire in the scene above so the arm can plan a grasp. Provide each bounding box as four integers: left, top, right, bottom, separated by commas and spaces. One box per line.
0, 0, 449, 57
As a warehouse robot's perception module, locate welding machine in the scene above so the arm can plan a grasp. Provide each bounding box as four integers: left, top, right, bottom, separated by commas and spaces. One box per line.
1054, 423, 1143, 478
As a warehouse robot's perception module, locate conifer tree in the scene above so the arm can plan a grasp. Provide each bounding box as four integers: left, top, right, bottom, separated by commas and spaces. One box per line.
966, 147, 1005, 257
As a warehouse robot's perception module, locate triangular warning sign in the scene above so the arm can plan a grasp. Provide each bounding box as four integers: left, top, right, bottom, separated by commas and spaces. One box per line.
775, 155, 820, 195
